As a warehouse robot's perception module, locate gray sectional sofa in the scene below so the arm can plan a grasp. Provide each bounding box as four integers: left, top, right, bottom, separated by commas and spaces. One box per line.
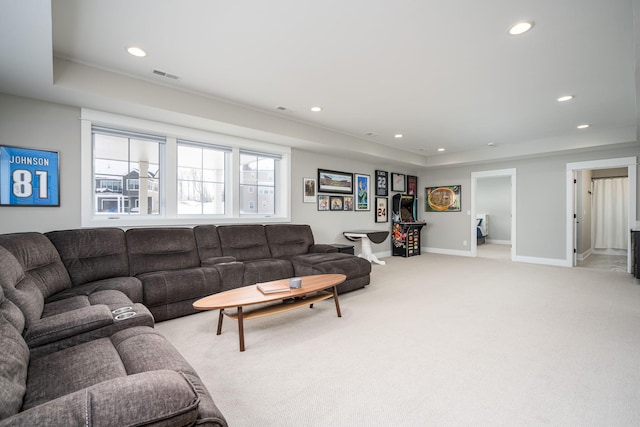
0, 223, 371, 426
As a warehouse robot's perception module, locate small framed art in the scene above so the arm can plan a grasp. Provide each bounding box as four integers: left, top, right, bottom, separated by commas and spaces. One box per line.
375, 197, 388, 223
355, 173, 370, 211
303, 177, 316, 203
317, 169, 354, 194
343, 195, 354, 211
330, 196, 344, 211
425, 185, 461, 212
375, 170, 388, 196
391, 172, 405, 192
407, 175, 418, 196
318, 195, 330, 211
0, 145, 60, 206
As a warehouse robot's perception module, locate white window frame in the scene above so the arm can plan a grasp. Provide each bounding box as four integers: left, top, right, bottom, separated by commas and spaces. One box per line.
81, 109, 291, 227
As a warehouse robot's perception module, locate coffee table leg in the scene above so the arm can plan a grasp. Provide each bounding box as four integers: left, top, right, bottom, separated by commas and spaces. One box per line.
237, 306, 245, 352
332, 287, 342, 317
217, 309, 224, 335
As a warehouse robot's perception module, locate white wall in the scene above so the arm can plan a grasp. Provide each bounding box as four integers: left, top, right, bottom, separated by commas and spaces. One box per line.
0, 93, 81, 233
476, 176, 511, 242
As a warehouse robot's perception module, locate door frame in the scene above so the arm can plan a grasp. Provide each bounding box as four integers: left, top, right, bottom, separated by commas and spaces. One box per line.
565, 157, 637, 271
470, 168, 517, 259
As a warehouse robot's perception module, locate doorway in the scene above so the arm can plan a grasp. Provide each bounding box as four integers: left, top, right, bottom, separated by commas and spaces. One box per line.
471, 169, 516, 260
565, 157, 637, 272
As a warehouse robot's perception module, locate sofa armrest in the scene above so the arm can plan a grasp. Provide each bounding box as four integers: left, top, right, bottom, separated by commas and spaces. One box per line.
308, 244, 339, 253
24, 305, 113, 348
0, 371, 203, 427
201, 256, 237, 266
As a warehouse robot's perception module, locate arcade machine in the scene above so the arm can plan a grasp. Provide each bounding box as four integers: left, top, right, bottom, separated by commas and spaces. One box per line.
391, 194, 426, 257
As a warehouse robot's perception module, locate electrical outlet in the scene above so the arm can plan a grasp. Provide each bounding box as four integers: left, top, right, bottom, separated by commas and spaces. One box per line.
463, 240, 468, 246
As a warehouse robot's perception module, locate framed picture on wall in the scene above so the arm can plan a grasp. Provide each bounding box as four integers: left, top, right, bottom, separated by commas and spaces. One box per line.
0, 145, 60, 207
318, 195, 330, 211
375, 197, 388, 223
407, 175, 418, 196
330, 196, 344, 211
355, 173, 370, 211
303, 177, 316, 203
343, 195, 354, 211
391, 172, 405, 192
317, 169, 354, 194
375, 170, 388, 196
425, 185, 461, 212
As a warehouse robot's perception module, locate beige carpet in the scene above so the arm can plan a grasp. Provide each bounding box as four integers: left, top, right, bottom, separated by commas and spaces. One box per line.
156, 253, 640, 426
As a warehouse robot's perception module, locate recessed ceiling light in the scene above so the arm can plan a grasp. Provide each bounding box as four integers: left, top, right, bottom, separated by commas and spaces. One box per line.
557, 95, 574, 102
394, 134, 404, 139
437, 148, 445, 152
310, 106, 322, 112
577, 124, 590, 129
508, 21, 534, 35
127, 46, 147, 57
487, 142, 496, 147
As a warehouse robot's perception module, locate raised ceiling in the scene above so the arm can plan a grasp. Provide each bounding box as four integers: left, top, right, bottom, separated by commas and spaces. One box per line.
0, 0, 637, 167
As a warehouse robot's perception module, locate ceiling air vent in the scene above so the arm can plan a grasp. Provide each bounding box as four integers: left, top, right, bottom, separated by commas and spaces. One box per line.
152, 69, 180, 80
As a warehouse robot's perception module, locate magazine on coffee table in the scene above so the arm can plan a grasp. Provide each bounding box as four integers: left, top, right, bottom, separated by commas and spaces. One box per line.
257, 281, 291, 295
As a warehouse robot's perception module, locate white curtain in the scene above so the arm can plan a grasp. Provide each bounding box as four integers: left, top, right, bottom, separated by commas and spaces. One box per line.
592, 177, 628, 249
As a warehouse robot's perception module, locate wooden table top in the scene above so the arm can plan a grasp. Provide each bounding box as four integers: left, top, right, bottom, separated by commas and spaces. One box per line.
193, 274, 347, 310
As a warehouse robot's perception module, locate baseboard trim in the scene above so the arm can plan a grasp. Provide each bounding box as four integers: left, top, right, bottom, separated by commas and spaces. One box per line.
486, 239, 511, 245
577, 248, 592, 262
513, 255, 571, 267
424, 247, 473, 257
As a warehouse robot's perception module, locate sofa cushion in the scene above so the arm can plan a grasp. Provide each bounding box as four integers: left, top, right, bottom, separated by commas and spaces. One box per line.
217, 225, 272, 261
0, 233, 72, 298
289, 252, 372, 279
264, 224, 315, 258
45, 276, 143, 305
242, 259, 294, 286
194, 224, 224, 260
45, 228, 130, 287
0, 246, 44, 329
126, 228, 201, 276
0, 290, 29, 419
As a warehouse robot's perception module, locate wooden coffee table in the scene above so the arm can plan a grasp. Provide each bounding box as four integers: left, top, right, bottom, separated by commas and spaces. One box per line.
193, 274, 346, 351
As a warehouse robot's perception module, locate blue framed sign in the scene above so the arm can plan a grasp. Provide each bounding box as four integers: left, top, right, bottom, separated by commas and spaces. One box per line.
0, 146, 60, 206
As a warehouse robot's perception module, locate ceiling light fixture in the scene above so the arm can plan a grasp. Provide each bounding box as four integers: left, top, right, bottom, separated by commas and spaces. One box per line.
557, 95, 574, 102
577, 124, 590, 129
127, 46, 147, 57
508, 21, 534, 36
437, 148, 445, 152
310, 106, 322, 112
487, 142, 496, 147
394, 134, 404, 139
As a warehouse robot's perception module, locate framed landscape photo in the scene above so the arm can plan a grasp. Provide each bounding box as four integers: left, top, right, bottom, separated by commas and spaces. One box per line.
317, 169, 353, 194
407, 175, 418, 196
303, 177, 316, 203
391, 172, 405, 192
0, 145, 60, 206
355, 173, 370, 211
425, 185, 461, 212
375, 197, 388, 223
375, 170, 388, 196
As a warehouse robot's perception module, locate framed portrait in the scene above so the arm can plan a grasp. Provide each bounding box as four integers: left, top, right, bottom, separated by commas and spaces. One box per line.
375, 197, 388, 223
425, 185, 461, 212
317, 169, 353, 194
375, 170, 388, 196
303, 177, 316, 203
317, 195, 330, 211
330, 196, 344, 211
407, 175, 418, 196
391, 173, 405, 192
355, 173, 370, 211
0, 145, 60, 206
343, 195, 354, 211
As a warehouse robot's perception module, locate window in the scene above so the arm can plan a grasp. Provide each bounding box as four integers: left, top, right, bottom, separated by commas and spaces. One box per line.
92, 126, 163, 216
82, 109, 290, 226
240, 151, 277, 215
177, 141, 227, 215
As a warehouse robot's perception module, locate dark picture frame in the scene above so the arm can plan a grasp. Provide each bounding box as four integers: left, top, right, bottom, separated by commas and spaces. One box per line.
318, 195, 330, 211
317, 169, 354, 194
375, 170, 388, 196
375, 197, 388, 223
0, 145, 60, 207
303, 177, 316, 203
407, 175, 418, 196
355, 173, 370, 211
391, 172, 405, 192
343, 195, 354, 211
330, 196, 344, 211
425, 185, 461, 212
